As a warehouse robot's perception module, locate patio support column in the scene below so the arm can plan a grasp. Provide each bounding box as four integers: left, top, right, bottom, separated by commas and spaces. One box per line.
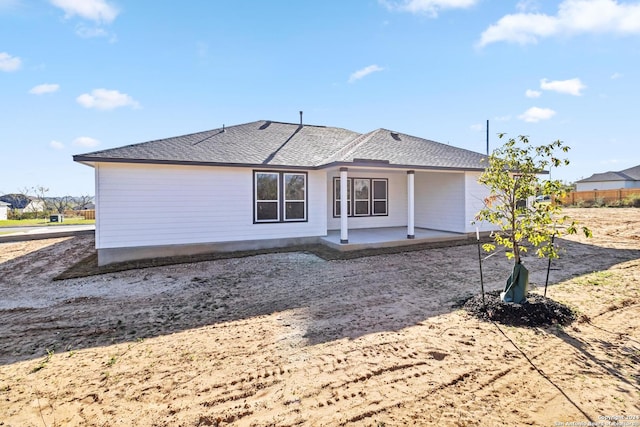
340, 167, 349, 244
407, 170, 415, 239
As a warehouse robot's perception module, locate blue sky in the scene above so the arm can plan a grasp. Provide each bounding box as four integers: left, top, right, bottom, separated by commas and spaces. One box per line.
1, 0, 639, 196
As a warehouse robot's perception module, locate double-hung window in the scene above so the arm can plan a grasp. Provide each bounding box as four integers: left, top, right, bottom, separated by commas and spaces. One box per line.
254, 171, 307, 223
333, 177, 387, 217
354, 179, 370, 216
372, 179, 388, 215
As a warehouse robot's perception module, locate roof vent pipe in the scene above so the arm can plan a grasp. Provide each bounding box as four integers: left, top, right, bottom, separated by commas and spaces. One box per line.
222, 124, 225, 133
299, 111, 303, 127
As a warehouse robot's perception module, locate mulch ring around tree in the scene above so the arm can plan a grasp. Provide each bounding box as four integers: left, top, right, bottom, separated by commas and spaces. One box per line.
462, 290, 576, 327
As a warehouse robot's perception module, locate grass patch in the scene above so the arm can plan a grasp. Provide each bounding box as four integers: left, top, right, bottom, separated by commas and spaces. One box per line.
573, 271, 616, 287
0, 218, 95, 227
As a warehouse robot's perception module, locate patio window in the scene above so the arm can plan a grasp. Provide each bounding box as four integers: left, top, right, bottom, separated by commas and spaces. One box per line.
255, 171, 307, 223
372, 179, 388, 215
333, 177, 388, 217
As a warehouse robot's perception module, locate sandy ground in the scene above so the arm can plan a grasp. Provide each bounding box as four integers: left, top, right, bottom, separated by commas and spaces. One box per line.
0, 208, 639, 426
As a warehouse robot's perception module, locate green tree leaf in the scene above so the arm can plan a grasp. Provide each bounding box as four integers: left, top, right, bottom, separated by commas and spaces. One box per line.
475, 134, 592, 265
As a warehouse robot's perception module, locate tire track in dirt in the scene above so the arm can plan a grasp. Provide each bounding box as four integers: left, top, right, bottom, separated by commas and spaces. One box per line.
2, 208, 640, 426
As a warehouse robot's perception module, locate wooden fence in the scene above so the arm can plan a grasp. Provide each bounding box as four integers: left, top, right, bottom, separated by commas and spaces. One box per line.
63, 209, 95, 220
560, 189, 640, 205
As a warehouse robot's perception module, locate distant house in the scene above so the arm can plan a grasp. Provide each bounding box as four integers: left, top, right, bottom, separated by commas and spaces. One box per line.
575, 165, 640, 191
0, 194, 45, 213
73, 202, 95, 210
0, 201, 9, 220
74, 119, 494, 266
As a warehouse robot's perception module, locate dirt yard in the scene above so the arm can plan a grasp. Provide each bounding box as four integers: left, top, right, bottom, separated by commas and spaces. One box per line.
0, 208, 639, 426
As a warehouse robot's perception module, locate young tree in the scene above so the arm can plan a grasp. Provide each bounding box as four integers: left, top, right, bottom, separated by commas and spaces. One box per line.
74, 194, 94, 210
474, 134, 591, 303
49, 196, 73, 214
30, 185, 51, 219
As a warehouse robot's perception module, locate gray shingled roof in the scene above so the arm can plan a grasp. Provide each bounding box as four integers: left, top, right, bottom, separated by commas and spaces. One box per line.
620, 165, 640, 180
577, 164, 640, 183
74, 120, 487, 171
328, 128, 486, 169
0, 194, 31, 210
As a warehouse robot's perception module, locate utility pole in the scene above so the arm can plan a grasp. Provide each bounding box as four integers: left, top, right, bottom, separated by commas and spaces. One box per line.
486, 119, 489, 155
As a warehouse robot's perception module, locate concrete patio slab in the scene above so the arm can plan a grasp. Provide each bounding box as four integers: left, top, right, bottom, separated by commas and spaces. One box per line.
320, 227, 468, 251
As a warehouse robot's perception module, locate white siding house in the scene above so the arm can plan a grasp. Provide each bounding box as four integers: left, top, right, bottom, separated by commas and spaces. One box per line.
575, 165, 640, 191
415, 171, 465, 232
0, 201, 9, 220
75, 120, 493, 265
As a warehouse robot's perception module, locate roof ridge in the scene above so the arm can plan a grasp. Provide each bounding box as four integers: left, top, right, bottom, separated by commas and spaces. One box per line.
619, 164, 640, 179
324, 129, 380, 163
383, 128, 488, 156
616, 172, 634, 180
267, 120, 328, 128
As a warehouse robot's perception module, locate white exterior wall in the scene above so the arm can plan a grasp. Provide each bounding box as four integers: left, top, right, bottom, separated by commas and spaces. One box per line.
22, 200, 45, 213
575, 180, 639, 191
94, 163, 327, 249
326, 170, 407, 230
324, 169, 494, 234
464, 171, 494, 233
414, 171, 465, 232
0, 204, 7, 220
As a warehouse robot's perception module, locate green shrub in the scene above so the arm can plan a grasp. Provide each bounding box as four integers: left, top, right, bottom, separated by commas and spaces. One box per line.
623, 194, 640, 207
7, 210, 52, 220
572, 199, 586, 208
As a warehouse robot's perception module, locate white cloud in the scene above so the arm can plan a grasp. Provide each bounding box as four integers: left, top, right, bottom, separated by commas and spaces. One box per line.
50, 0, 118, 24
0, 52, 21, 72
494, 115, 511, 122
470, 123, 484, 131
50, 140, 65, 150
610, 72, 622, 79
29, 83, 60, 95
518, 106, 556, 122
73, 136, 100, 147
348, 65, 384, 83
525, 89, 541, 98
540, 77, 586, 95
75, 24, 108, 38
381, 0, 478, 16
516, 0, 540, 12
76, 88, 140, 110
478, 0, 640, 47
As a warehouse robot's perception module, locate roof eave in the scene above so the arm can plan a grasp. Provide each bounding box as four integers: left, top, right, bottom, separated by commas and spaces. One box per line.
320, 160, 487, 172
72, 156, 321, 170
73, 156, 493, 173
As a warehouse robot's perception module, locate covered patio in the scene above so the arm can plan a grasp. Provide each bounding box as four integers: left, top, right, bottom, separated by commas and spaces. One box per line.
320, 227, 468, 251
